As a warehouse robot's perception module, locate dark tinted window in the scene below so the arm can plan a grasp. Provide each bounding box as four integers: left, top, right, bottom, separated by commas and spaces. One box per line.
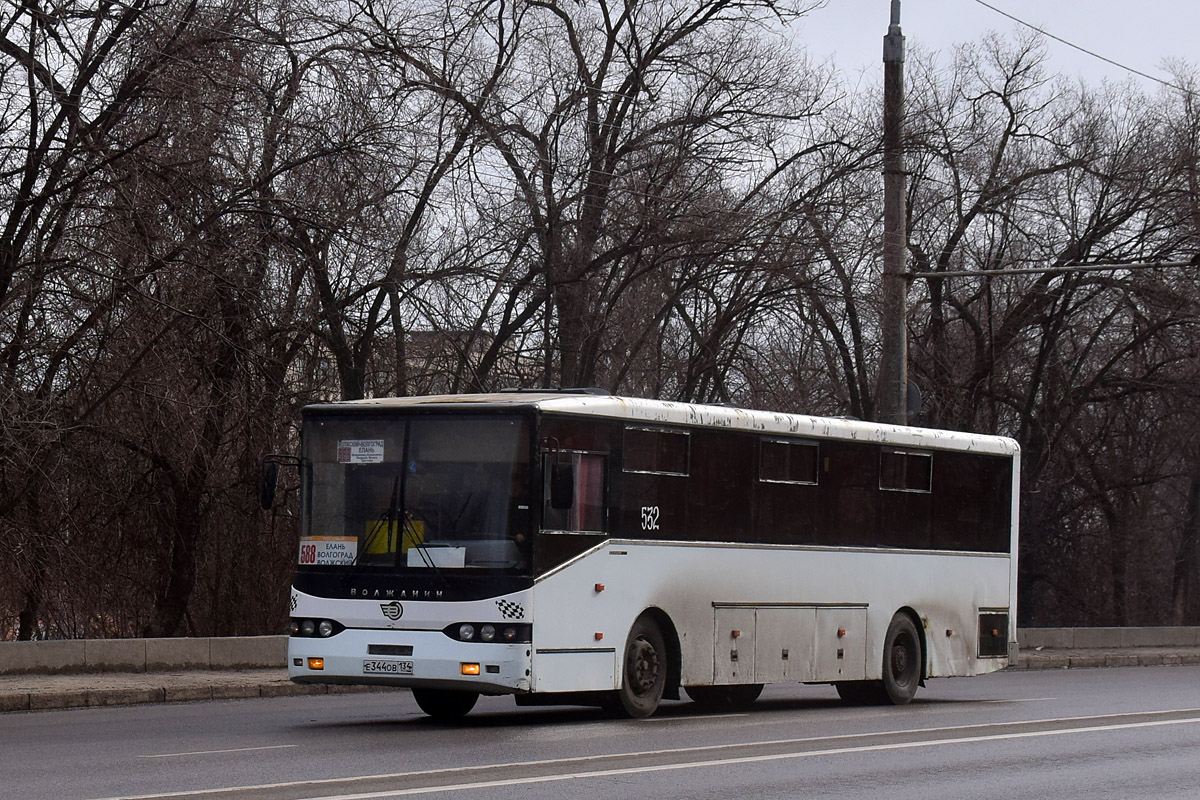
931, 452, 1012, 552
760, 440, 819, 485
880, 450, 932, 492
820, 441, 877, 546
624, 428, 689, 475
689, 430, 754, 541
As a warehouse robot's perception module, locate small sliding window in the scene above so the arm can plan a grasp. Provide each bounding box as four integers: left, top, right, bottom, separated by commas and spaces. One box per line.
759, 439, 819, 485
880, 449, 932, 493
623, 427, 689, 476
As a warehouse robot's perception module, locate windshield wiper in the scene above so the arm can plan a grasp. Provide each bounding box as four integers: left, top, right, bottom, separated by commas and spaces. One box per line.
387, 445, 452, 593
340, 480, 401, 585
395, 496, 453, 594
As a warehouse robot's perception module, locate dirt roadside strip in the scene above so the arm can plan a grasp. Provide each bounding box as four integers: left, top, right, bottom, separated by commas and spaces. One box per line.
2, 640, 1199, 714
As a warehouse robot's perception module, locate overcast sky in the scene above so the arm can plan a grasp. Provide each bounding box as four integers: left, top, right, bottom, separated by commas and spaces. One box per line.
798, 0, 1200, 90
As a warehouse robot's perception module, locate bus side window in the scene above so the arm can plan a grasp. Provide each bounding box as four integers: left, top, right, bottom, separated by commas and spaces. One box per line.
542, 454, 606, 532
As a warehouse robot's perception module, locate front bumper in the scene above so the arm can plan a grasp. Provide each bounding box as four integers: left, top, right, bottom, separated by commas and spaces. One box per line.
288, 627, 532, 694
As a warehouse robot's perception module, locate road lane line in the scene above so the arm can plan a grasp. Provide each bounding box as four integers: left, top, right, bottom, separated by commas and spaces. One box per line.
978, 697, 1058, 703
139, 745, 299, 759
299, 715, 1200, 800
91, 706, 1200, 800
644, 713, 750, 722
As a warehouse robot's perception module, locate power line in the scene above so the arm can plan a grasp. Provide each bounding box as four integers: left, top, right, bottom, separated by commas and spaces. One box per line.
969, 0, 1195, 97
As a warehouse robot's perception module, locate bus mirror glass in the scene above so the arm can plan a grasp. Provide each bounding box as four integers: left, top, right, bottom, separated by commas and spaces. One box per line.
550, 463, 575, 509
261, 460, 279, 510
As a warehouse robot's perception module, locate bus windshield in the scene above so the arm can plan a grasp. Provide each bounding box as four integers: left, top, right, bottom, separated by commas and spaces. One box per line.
300, 414, 532, 572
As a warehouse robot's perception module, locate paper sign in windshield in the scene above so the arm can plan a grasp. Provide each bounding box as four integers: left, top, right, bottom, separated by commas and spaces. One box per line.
299, 536, 358, 566
337, 439, 384, 464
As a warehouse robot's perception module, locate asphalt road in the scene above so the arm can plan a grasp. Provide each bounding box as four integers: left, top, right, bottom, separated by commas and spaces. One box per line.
4, 666, 1199, 800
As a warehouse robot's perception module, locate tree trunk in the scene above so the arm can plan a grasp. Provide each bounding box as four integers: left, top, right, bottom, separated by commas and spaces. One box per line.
1172, 463, 1200, 625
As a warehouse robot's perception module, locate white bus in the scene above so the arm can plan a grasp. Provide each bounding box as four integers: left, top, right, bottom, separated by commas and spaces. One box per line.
276, 390, 1019, 719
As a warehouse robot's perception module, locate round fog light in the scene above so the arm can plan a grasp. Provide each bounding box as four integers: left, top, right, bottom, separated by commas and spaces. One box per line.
502, 626, 517, 641
318, 620, 334, 637
300, 619, 316, 637
480, 624, 496, 642
289, 620, 300, 635
458, 623, 475, 641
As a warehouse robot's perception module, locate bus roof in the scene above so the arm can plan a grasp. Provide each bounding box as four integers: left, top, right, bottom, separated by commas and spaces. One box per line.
303, 392, 1019, 457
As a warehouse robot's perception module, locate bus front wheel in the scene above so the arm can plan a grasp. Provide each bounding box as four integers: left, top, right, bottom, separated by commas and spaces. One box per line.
412, 688, 479, 720
613, 615, 668, 718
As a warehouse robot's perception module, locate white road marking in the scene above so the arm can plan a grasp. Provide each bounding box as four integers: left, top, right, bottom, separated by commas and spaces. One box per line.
93, 706, 1200, 800
139, 745, 299, 759
978, 697, 1058, 703
645, 713, 751, 722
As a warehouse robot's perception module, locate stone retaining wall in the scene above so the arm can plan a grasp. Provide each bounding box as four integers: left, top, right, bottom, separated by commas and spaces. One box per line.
0, 636, 287, 674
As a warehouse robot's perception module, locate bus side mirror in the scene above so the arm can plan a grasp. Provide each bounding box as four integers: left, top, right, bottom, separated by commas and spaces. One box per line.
261, 460, 279, 510
550, 463, 574, 509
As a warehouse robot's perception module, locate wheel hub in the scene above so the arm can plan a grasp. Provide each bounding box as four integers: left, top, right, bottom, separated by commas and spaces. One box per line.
891, 637, 912, 678
629, 637, 660, 695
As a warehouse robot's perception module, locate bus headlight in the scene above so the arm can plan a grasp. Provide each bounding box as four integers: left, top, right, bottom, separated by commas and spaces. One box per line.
289, 618, 344, 638
443, 622, 531, 643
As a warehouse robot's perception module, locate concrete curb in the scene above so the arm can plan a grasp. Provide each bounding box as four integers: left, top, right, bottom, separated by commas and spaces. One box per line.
1011, 648, 1200, 670
0, 669, 399, 713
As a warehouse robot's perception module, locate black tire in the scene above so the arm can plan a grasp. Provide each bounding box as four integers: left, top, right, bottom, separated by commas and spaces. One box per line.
411, 688, 479, 720
614, 615, 668, 718
685, 683, 764, 711
836, 613, 923, 706
881, 613, 922, 705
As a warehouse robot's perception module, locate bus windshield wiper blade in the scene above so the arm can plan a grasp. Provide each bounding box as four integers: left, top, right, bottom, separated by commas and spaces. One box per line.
340, 476, 400, 585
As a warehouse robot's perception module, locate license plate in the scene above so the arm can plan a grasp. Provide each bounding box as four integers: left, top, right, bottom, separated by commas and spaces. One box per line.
363, 659, 413, 675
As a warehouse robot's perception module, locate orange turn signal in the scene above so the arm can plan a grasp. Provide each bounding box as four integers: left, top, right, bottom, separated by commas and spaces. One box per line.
307, 657, 325, 670
461, 663, 481, 676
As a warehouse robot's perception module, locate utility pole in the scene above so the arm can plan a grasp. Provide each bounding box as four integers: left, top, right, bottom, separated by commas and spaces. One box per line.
878, 0, 908, 425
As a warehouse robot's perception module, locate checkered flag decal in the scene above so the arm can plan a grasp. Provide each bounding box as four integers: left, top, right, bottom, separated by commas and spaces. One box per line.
496, 599, 525, 620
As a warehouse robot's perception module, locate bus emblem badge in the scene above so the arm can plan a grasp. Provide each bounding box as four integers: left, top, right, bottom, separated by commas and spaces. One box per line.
380, 602, 403, 620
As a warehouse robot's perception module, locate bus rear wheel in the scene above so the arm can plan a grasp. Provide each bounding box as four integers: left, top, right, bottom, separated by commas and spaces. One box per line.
685, 684, 763, 711
412, 688, 479, 720
881, 613, 922, 705
836, 613, 923, 706
612, 615, 668, 718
